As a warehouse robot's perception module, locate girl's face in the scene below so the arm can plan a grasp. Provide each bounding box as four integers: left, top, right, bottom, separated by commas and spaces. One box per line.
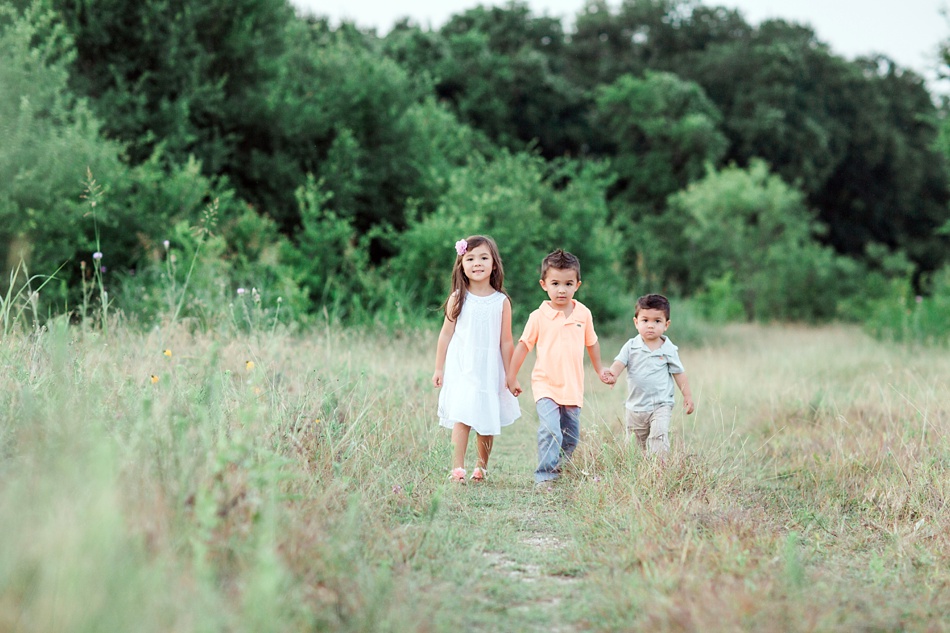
461, 244, 494, 284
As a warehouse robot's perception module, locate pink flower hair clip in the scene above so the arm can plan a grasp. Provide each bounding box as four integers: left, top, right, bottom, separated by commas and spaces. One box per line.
455, 239, 468, 256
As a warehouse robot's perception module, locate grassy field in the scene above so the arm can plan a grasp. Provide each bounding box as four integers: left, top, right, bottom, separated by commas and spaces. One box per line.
1, 319, 948, 632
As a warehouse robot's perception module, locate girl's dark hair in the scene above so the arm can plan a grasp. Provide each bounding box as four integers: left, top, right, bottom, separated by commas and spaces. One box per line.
443, 235, 506, 321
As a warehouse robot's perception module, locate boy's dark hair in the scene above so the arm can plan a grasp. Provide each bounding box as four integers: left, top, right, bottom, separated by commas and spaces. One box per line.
635, 294, 671, 320
540, 249, 581, 281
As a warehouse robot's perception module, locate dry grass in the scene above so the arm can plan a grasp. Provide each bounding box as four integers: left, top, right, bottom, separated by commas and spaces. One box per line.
0, 321, 947, 631
575, 323, 950, 631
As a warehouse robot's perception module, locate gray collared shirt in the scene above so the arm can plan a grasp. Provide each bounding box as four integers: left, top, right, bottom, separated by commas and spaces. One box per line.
613, 335, 685, 412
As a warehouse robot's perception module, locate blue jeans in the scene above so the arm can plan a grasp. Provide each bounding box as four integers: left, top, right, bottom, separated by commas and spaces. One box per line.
535, 398, 581, 483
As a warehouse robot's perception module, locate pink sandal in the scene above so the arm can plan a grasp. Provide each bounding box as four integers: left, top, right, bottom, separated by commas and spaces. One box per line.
471, 467, 487, 482
449, 467, 466, 482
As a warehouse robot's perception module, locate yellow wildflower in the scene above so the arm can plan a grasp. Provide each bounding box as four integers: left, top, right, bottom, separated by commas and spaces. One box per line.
150, 375, 159, 384
245, 360, 255, 371
163, 349, 172, 357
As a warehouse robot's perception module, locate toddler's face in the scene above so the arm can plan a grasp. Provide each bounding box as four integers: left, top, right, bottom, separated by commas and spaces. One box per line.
540, 268, 580, 308
634, 308, 669, 342
462, 244, 494, 283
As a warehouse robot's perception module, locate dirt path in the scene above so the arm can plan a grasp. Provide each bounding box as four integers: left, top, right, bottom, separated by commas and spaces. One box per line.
449, 408, 587, 632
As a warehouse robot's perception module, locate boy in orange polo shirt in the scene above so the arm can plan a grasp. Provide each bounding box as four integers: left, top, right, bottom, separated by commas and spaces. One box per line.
507, 250, 612, 485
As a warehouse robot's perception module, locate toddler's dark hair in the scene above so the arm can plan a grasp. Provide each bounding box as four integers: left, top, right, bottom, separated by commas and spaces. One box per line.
635, 294, 671, 320
540, 249, 581, 280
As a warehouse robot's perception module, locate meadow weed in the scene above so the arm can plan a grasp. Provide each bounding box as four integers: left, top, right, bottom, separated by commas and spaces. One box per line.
0, 317, 948, 631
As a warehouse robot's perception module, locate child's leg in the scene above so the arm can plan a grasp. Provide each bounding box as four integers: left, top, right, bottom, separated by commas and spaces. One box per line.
475, 433, 493, 470
451, 422, 472, 469
625, 410, 650, 450
559, 405, 581, 465
535, 398, 563, 483
645, 406, 673, 455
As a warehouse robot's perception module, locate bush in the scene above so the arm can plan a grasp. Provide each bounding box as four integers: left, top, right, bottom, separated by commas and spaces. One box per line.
668, 160, 863, 321
116, 199, 306, 330
862, 265, 950, 345
0, 4, 248, 323
0, 3, 124, 300
389, 152, 626, 324
281, 176, 379, 323
691, 273, 745, 324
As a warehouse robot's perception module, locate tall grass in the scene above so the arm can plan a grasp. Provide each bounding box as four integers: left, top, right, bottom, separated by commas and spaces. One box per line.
1, 319, 947, 631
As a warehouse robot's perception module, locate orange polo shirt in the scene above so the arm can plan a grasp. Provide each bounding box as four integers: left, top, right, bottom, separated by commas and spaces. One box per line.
518, 299, 598, 407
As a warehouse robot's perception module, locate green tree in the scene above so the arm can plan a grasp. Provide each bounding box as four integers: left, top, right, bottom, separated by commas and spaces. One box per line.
0, 2, 118, 283
566, 0, 751, 89
567, 1, 950, 273
389, 152, 624, 322
280, 176, 375, 321
672, 18, 950, 272
0, 2, 253, 319
385, 3, 589, 158
51, 0, 293, 169
262, 22, 485, 244
669, 160, 860, 320
593, 70, 727, 210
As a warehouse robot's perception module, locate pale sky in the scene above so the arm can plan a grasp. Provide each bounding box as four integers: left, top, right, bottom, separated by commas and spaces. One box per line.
293, 0, 948, 83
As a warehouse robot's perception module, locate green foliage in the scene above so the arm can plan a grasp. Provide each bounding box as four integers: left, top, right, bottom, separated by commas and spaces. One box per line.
4, 0, 950, 331
594, 71, 727, 211
281, 176, 378, 322
674, 18, 950, 271
0, 260, 63, 338
564, 1, 950, 273
386, 3, 588, 159
668, 161, 861, 321
690, 273, 746, 324
566, 0, 753, 90
52, 0, 294, 167
390, 152, 625, 323
0, 3, 245, 322
114, 197, 305, 330
0, 2, 123, 289
220, 205, 306, 317
258, 23, 481, 235
861, 265, 950, 345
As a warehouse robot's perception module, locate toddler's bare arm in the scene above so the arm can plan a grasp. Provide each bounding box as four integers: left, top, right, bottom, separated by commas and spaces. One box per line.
674, 372, 694, 414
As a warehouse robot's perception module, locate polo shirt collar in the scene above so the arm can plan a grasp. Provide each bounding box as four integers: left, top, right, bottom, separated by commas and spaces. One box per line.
540, 300, 575, 319
633, 334, 671, 353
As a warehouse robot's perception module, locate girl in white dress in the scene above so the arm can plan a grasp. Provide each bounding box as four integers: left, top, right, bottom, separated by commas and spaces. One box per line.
432, 235, 521, 482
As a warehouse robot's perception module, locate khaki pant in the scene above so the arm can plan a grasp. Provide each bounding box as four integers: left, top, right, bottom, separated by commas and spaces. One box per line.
625, 405, 672, 454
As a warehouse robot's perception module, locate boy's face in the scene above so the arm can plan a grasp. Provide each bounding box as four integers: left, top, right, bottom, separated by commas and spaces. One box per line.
540, 267, 580, 309
634, 308, 669, 342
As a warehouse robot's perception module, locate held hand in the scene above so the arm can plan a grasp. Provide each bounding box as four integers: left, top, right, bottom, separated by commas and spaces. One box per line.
600, 369, 616, 385
683, 398, 695, 415
507, 377, 522, 397
432, 370, 443, 388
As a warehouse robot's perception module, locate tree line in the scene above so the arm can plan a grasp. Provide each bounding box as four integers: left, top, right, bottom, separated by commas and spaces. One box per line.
2, 0, 949, 331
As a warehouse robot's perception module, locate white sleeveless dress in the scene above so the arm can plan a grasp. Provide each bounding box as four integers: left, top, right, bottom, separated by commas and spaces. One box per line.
438, 290, 521, 435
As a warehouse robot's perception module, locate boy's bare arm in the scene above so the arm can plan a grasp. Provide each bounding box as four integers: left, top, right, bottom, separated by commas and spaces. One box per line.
587, 342, 613, 384
674, 372, 695, 414
507, 341, 529, 396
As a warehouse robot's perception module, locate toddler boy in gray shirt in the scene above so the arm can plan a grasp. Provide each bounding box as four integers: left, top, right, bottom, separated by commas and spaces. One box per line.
604, 294, 694, 454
